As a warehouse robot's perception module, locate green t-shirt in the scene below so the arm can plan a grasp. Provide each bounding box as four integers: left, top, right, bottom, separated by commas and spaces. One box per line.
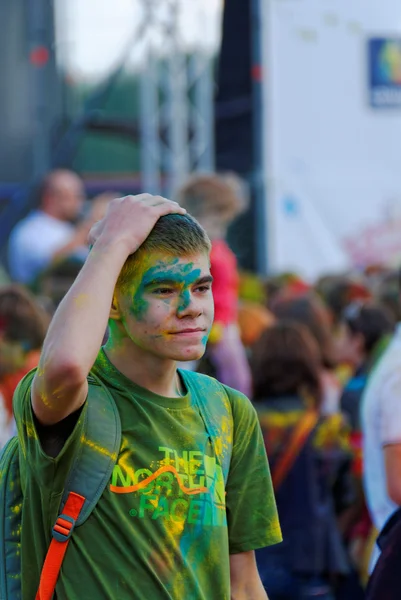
14, 349, 281, 599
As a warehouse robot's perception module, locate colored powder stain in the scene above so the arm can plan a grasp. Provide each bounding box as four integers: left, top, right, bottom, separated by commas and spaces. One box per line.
177, 289, 191, 313
80, 435, 117, 461
213, 437, 223, 460
118, 447, 137, 484
131, 293, 149, 322
73, 293, 89, 308
201, 335, 208, 346
36, 365, 45, 378
130, 257, 202, 320
40, 392, 55, 409
107, 320, 127, 350
141, 261, 201, 289
26, 421, 37, 440
11, 502, 22, 516
269, 513, 283, 540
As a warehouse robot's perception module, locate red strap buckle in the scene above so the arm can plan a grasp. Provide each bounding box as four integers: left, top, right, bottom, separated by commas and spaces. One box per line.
52, 514, 75, 542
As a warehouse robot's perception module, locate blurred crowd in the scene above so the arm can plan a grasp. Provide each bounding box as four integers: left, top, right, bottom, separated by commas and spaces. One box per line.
2, 168, 401, 599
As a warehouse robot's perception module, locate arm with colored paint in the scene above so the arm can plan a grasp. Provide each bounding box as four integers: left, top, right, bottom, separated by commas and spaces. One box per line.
32, 194, 186, 425
230, 552, 269, 599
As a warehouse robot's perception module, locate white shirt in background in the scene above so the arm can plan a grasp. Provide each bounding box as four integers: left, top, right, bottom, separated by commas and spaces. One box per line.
0, 391, 14, 449
8, 210, 75, 284
362, 324, 401, 569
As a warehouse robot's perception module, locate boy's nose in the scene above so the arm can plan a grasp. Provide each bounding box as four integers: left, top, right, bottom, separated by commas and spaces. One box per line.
177, 291, 202, 317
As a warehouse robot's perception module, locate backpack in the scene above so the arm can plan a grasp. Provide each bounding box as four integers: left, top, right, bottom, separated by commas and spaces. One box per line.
0, 368, 233, 600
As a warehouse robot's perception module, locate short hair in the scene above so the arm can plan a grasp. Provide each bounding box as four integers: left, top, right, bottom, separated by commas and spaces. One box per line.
343, 301, 395, 354
251, 321, 323, 407
0, 284, 49, 350
176, 173, 248, 223
117, 213, 211, 290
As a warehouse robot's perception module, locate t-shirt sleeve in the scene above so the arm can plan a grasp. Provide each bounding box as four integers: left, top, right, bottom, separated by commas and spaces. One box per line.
224, 387, 282, 554
13, 369, 87, 492
379, 370, 401, 446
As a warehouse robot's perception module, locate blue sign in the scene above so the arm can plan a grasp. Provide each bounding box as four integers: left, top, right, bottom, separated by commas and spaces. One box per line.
368, 38, 401, 108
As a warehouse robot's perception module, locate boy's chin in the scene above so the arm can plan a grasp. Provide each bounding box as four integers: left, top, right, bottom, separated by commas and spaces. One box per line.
171, 345, 206, 362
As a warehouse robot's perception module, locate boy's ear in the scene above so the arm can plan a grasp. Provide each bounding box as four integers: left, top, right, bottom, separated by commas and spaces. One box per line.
109, 293, 121, 321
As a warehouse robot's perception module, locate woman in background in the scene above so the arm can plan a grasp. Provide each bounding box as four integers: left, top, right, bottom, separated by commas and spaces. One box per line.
271, 293, 341, 416
252, 321, 354, 600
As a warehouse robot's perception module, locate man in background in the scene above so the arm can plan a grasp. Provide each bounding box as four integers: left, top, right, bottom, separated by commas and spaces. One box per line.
8, 169, 91, 285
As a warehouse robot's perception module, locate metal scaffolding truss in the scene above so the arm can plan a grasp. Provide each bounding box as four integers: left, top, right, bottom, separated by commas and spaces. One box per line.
138, 0, 215, 197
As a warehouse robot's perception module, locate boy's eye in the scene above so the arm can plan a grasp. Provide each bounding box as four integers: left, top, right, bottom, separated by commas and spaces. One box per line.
195, 285, 211, 293
153, 288, 174, 295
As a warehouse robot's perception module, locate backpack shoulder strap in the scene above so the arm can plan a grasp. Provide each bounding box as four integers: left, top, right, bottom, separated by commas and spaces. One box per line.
178, 370, 233, 483
60, 371, 121, 525
36, 372, 121, 600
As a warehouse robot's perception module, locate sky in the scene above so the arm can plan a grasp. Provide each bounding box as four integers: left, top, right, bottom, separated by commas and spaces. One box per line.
55, 0, 223, 81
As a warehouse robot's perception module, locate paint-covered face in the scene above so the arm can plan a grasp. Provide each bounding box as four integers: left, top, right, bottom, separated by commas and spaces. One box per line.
113, 252, 214, 362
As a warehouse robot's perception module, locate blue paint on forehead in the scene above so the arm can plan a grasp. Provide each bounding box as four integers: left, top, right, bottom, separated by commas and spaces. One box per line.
141, 260, 202, 287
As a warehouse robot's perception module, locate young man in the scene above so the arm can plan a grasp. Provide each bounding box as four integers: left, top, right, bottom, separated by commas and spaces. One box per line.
14, 194, 281, 599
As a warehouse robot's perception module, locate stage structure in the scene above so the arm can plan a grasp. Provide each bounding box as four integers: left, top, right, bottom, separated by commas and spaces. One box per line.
138, 0, 215, 196
0, 0, 215, 257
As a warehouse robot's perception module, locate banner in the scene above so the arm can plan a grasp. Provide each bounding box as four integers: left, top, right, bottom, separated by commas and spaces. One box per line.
369, 38, 401, 109
261, 0, 401, 280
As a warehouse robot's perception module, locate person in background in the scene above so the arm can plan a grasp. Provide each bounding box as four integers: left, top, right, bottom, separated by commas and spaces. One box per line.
335, 302, 394, 593
33, 191, 119, 314
8, 169, 91, 285
251, 321, 353, 600
316, 276, 371, 335
316, 276, 373, 389
362, 269, 401, 572
177, 173, 252, 395
338, 302, 395, 434
0, 284, 49, 440
88, 191, 119, 223
270, 293, 341, 416
34, 255, 87, 315
374, 268, 401, 325
237, 301, 275, 349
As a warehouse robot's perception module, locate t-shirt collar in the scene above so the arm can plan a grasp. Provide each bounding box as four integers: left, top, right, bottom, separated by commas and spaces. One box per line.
92, 348, 191, 409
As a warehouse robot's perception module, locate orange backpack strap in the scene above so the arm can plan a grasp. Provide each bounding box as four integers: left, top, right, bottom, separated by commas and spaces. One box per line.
35, 492, 86, 600
31, 372, 120, 599
272, 410, 319, 491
